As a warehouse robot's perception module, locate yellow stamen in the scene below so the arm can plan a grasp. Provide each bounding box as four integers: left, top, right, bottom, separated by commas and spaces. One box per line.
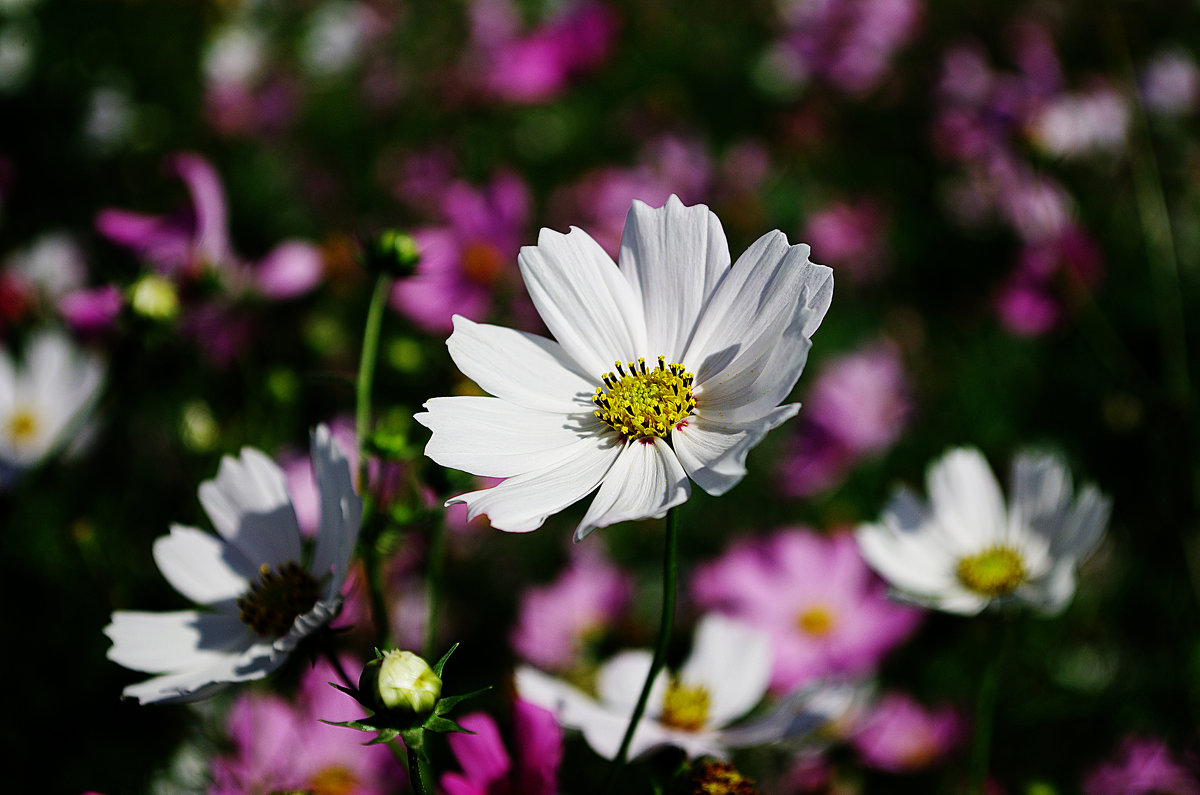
797, 605, 836, 637
592, 356, 696, 440
6, 408, 38, 446
956, 546, 1027, 598
660, 677, 709, 732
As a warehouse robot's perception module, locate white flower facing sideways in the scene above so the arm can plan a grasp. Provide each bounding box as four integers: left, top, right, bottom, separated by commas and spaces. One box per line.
517, 613, 849, 760
416, 196, 833, 539
105, 425, 362, 703
856, 447, 1112, 616
0, 328, 104, 475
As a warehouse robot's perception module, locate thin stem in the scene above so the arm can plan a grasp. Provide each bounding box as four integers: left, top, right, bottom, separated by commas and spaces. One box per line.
967, 615, 1013, 794
356, 274, 393, 649
603, 508, 680, 793
423, 516, 445, 660
397, 740, 431, 795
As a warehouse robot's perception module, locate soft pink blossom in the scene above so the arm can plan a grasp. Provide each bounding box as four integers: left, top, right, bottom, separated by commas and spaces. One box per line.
1082, 736, 1200, 795
58, 285, 123, 334
208, 657, 405, 795
1141, 50, 1200, 116
511, 544, 633, 672
803, 199, 890, 284
692, 528, 923, 690
389, 172, 530, 333
849, 692, 965, 773
441, 701, 563, 795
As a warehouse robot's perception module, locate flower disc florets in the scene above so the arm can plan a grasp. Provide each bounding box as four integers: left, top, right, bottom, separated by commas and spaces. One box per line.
592, 356, 696, 440
236, 561, 322, 638
660, 677, 711, 732
955, 546, 1027, 598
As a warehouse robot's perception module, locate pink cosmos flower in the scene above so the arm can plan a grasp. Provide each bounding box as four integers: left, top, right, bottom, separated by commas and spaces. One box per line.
209, 656, 405, 794
1141, 50, 1200, 116
692, 528, 922, 690
96, 153, 322, 298
803, 199, 890, 285
849, 692, 965, 773
1082, 736, 1200, 795
441, 700, 563, 795
779, 342, 911, 497
511, 544, 634, 671
58, 285, 123, 335
463, 0, 617, 105
389, 172, 530, 334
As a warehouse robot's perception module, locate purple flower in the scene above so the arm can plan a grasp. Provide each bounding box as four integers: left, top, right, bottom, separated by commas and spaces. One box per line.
209, 657, 405, 794
389, 172, 530, 333
692, 528, 922, 690
441, 700, 563, 795
803, 199, 890, 285
849, 692, 965, 773
511, 544, 633, 672
1141, 49, 1200, 116
779, 342, 911, 497
58, 285, 123, 335
1082, 736, 1200, 795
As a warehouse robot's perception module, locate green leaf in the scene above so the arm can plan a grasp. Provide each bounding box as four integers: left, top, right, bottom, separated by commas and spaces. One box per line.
423, 715, 473, 734
434, 686, 492, 715
431, 642, 460, 677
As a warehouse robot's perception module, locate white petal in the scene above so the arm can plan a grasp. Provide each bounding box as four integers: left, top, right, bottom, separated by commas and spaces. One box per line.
416, 397, 598, 478
1057, 484, 1111, 562
1021, 562, 1077, 616
198, 447, 302, 568
575, 437, 690, 541
515, 665, 619, 735
618, 196, 730, 360
152, 524, 255, 605
596, 649, 667, 718
118, 642, 279, 704
445, 316, 597, 413
679, 614, 771, 728
672, 404, 799, 495
927, 447, 1008, 550
720, 682, 856, 748
105, 609, 255, 673
518, 226, 647, 377
447, 435, 623, 532
855, 488, 959, 598
309, 424, 362, 595
1010, 450, 1073, 531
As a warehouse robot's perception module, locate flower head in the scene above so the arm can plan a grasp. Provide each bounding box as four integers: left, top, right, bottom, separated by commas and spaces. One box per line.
517, 613, 849, 760
360, 649, 442, 716
1082, 735, 1200, 795
105, 425, 362, 703
848, 692, 965, 773
0, 329, 104, 477
416, 196, 833, 540
856, 447, 1110, 615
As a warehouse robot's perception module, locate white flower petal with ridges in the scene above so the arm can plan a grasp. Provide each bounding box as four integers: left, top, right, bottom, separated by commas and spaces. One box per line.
447, 436, 622, 533
575, 437, 690, 541
518, 226, 647, 376
198, 447, 302, 567
673, 405, 799, 496
152, 524, 257, 605
679, 614, 771, 728
106, 610, 257, 673
446, 316, 596, 413
596, 650, 666, 716
417, 396, 599, 478
619, 196, 729, 359
927, 448, 1009, 552
308, 424, 361, 592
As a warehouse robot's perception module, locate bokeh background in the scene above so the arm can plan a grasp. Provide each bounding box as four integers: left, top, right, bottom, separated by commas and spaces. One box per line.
2, 0, 1199, 792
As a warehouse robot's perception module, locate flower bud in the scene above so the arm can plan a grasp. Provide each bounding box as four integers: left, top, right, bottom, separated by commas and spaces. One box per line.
363, 230, 420, 278
128, 274, 179, 321
359, 650, 442, 716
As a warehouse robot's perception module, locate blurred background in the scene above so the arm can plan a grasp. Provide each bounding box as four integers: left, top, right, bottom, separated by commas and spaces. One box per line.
1, 0, 1199, 792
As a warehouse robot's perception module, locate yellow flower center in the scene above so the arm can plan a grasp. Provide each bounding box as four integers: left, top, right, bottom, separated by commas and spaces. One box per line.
956, 546, 1027, 598
460, 240, 505, 285
592, 357, 696, 440
308, 766, 359, 795
797, 605, 836, 637
660, 677, 710, 732
690, 760, 760, 795
5, 407, 39, 446
236, 561, 321, 638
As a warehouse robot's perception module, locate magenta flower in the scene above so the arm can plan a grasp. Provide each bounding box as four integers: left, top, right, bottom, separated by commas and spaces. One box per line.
803, 199, 890, 285
58, 285, 123, 335
389, 172, 530, 333
441, 700, 563, 795
1082, 736, 1200, 795
96, 152, 322, 298
849, 692, 965, 773
511, 544, 633, 672
779, 342, 911, 497
209, 656, 405, 795
692, 528, 922, 690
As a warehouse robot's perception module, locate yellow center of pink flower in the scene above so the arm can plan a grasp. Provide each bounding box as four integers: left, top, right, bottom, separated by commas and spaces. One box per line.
6, 407, 38, 446
660, 677, 709, 732
797, 605, 836, 637
236, 561, 321, 638
592, 357, 696, 440
309, 765, 359, 795
956, 546, 1027, 598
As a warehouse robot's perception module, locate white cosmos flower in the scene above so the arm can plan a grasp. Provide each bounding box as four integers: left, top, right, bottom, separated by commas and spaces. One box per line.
416, 195, 833, 539
517, 613, 852, 760
856, 447, 1111, 616
0, 329, 104, 476
104, 425, 362, 704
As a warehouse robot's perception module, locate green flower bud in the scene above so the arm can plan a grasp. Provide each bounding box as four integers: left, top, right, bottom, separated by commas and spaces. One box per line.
363, 229, 420, 278
359, 650, 442, 716
129, 274, 179, 321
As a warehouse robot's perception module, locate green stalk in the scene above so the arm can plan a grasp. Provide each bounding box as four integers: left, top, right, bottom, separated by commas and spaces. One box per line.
423, 516, 445, 661
967, 615, 1013, 794
397, 740, 431, 795
603, 507, 680, 793
356, 274, 393, 648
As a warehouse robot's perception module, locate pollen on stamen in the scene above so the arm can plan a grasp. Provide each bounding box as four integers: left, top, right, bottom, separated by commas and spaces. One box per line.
592, 355, 697, 441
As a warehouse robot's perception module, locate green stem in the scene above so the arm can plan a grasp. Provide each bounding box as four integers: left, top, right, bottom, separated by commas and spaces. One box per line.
603, 508, 680, 793
423, 516, 445, 660
968, 615, 1013, 794
394, 739, 430, 795
356, 274, 393, 649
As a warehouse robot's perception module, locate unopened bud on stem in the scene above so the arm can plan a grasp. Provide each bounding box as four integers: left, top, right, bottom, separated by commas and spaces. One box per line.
359, 650, 442, 716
